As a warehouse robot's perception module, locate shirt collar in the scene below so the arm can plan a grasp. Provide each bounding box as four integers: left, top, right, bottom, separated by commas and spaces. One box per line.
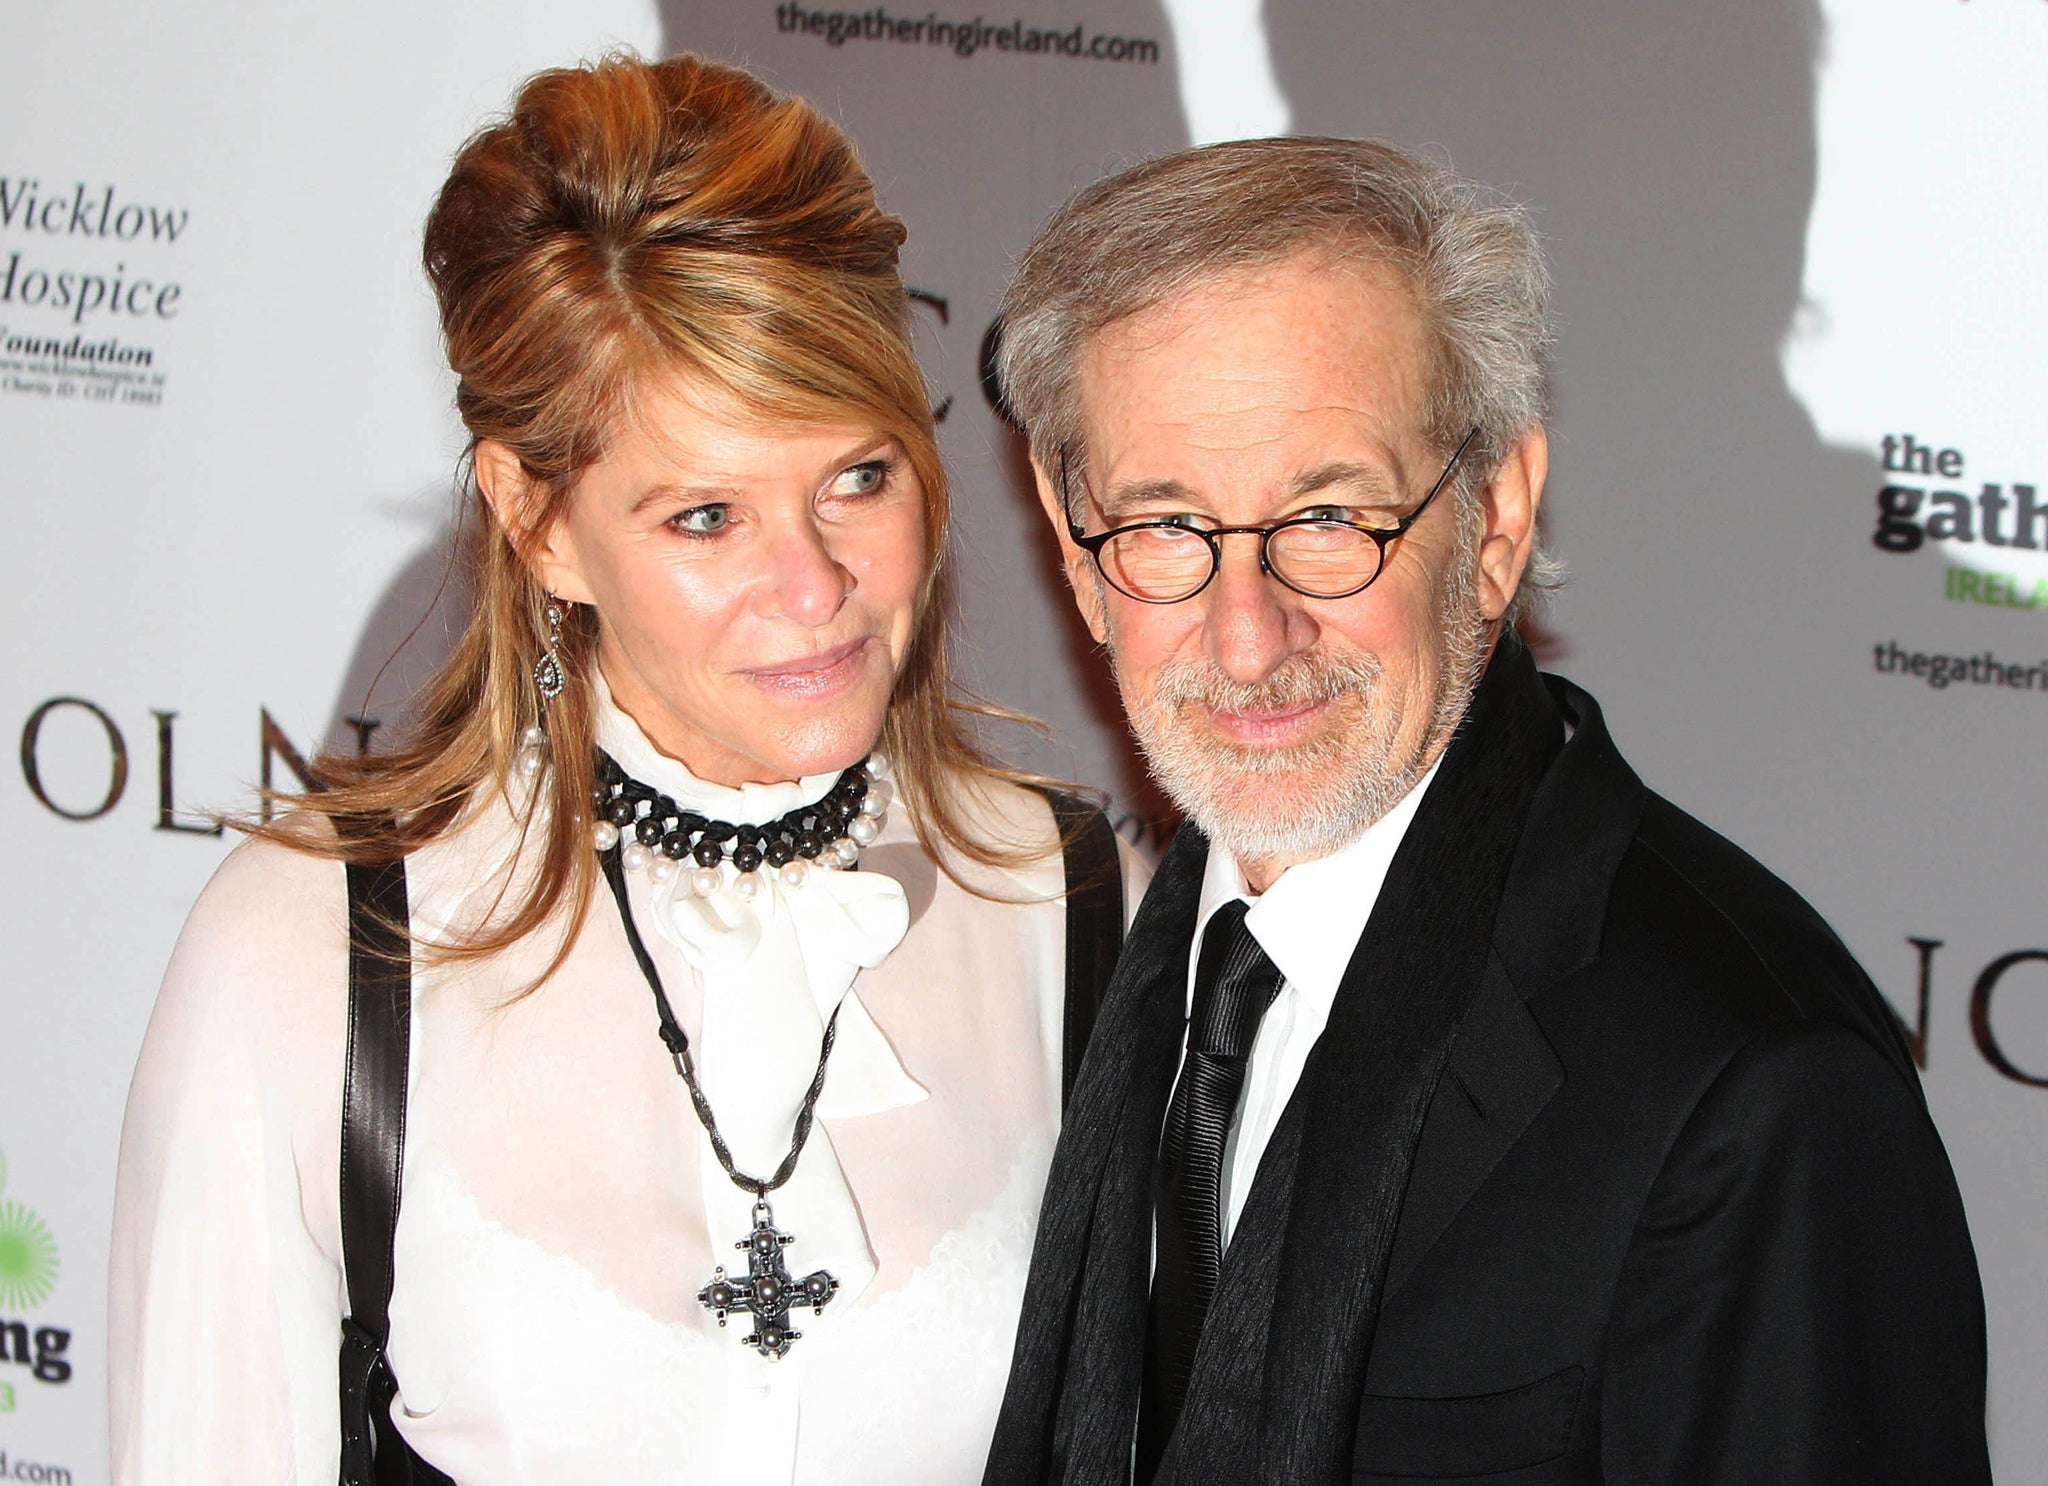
1190, 755, 1444, 1016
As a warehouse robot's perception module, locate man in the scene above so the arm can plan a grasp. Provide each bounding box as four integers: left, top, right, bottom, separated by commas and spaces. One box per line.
983, 138, 1989, 1485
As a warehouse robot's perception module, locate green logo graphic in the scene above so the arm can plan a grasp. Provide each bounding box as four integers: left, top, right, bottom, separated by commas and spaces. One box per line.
0, 1146, 60, 1310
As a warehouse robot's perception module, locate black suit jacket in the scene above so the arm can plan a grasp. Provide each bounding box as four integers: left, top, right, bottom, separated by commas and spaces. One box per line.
989, 646, 1989, 1485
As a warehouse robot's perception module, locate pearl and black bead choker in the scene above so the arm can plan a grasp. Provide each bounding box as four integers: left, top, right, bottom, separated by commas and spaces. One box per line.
591, 750, 892, 897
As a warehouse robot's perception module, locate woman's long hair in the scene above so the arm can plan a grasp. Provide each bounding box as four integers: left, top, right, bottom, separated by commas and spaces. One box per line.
257, 52, 1052, 981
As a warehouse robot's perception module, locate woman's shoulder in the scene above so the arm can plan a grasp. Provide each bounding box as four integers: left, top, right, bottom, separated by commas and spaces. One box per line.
156, 825, 353, 1035
173, 790, 524, 970
187, 823, 349, 944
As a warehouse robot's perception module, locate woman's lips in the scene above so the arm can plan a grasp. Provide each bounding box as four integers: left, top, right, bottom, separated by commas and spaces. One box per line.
743, 637, 872, 698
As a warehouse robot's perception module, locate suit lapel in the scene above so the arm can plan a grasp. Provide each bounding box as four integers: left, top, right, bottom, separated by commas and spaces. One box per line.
1489, 676, 1646, 992
1381, 956, 1565, 1296
1380, 673, 1647, 1299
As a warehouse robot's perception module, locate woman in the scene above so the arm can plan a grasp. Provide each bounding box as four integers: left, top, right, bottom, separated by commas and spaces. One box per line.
109, 53, 1138, 1484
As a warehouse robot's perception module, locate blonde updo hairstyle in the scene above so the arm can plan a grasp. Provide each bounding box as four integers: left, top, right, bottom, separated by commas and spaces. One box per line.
271, 53, 1030, 975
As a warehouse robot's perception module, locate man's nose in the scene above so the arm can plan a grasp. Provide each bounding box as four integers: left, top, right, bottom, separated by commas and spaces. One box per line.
1200, 531, 1312, 682
765, 518, 854, 626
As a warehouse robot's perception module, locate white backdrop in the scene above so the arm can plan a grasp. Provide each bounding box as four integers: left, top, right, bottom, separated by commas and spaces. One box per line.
2, 1, 2042, 1479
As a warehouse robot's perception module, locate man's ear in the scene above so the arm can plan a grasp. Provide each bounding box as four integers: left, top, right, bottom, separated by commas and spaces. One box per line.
475, 440, 594, 604
1029, 456, 1110, 645
1472, 423, 1549, 623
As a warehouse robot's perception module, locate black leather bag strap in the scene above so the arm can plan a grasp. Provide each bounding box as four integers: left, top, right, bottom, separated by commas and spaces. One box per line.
1042, 791, 1127, 1109
338, 853, 452, 1486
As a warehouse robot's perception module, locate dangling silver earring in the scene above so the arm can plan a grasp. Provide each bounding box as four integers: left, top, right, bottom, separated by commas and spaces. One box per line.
533, 597, 567, 700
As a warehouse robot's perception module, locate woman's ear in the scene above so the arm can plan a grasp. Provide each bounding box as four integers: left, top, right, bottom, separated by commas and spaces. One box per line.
475, 441, 593, 603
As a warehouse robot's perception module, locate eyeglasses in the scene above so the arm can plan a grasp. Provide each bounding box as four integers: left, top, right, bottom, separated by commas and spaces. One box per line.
1058, 426, 1480, 604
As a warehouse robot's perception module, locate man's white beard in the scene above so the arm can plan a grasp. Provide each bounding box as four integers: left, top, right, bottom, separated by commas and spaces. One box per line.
1113, 569, 1492, 867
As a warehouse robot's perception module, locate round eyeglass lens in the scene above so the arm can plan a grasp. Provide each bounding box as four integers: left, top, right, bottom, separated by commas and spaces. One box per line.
1266, 521, 1386, 597
1101, 525, 1216, 601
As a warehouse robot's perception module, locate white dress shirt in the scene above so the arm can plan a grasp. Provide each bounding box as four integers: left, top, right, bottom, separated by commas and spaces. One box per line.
1184, 760, 1441, 1247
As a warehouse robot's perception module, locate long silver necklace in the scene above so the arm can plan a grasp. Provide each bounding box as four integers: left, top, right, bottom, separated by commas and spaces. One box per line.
595, 754, 884, 1359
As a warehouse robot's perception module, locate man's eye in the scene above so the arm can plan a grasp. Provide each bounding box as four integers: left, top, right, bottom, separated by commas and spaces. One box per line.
673, 504, 730, 535
1303, 504, 1396, 530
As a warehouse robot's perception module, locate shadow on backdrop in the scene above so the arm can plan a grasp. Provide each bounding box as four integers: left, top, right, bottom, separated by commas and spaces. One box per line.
1263, 0, 1872, 818
321, 491, 472, 759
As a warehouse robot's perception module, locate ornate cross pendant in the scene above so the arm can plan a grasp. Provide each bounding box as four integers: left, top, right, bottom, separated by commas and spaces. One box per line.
697, 1199, 839, 1359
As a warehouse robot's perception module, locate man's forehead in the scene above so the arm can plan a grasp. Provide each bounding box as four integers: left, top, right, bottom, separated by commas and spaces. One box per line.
1104, 244, 1417, 338
1080, 252, 1425, 399
1073, 253, 1433, 489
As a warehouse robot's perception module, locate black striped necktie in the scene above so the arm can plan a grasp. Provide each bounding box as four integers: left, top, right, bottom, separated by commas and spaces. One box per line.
1137, 898, 1285, 1481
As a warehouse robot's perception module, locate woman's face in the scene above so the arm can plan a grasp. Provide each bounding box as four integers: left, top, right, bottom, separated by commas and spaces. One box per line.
494, 376, 929, 787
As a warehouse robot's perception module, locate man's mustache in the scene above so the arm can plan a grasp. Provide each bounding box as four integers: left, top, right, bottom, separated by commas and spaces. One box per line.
1149, 650, 1384, 715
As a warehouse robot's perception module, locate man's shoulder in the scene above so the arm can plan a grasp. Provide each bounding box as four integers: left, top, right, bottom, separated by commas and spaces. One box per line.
1531, 786, 1919, 1103
1620, 791, 1887, 1022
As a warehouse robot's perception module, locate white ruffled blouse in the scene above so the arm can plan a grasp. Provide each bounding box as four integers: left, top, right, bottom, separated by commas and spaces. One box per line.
109, 700, 1144, 1485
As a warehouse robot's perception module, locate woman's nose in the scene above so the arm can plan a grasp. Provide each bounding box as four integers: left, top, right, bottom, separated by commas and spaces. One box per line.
765, 518, 854, 626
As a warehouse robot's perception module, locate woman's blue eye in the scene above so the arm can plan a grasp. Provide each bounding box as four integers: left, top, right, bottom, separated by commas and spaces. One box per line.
674, 504, 730, 535
831, 460, 891, 497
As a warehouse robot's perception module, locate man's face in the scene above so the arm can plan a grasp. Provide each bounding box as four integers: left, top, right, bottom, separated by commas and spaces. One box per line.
1043, 250, 1544, 882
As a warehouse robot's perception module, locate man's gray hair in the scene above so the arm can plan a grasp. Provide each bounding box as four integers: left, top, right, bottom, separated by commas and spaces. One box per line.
997, 135, 1562, 603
